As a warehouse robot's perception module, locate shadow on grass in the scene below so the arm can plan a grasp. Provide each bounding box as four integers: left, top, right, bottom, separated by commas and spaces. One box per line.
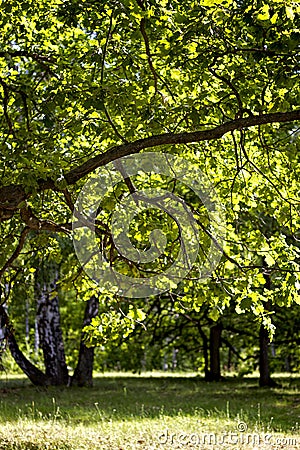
0, 374, 299, 432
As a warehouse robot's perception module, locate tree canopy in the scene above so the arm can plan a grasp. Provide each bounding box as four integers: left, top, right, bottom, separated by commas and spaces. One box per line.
0, 0, 300, 327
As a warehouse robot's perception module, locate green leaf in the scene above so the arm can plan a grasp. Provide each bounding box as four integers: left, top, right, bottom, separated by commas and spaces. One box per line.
285, 6, 295, 20
208, 308, 220, 321
270, 12, 278, 24
265, 254, 275, 267
257, 4, 270, 20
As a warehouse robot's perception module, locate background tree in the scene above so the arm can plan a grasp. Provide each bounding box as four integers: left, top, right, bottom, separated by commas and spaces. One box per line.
0, 0, 299, 385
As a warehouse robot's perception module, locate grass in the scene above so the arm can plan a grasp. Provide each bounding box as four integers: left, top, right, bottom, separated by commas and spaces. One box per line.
0, 372, 299, 449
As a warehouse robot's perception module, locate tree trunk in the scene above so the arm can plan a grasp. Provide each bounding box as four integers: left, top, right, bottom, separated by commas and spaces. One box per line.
34, 317, 39, 356
208, 322, 222, 381
259, 273, 276, 387
227, 346, 232, 372
284, 355, 291, 372
197, 323, 210, 380
259, 323, 272, 386
1, 267, 97, 388
35, 262, 69, 386
0, 304, 49, 386
71, 296, 99, 387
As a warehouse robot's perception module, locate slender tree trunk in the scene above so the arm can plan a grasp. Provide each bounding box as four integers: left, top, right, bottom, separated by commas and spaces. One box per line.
227, 346, 232, 372
197, 323, 210, 380
25, 298, 29, 341
34, 317, 39, 356
208, 322, 222, 381
0, 304, 49, 386
259, 323, 272, 386
172, 348, 178, 371
71, 296, 99, 387
259, 273, 275, 387
35, 262, 69, 386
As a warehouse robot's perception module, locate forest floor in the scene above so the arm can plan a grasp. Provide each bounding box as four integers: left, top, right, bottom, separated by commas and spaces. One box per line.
0, 372, 299, 449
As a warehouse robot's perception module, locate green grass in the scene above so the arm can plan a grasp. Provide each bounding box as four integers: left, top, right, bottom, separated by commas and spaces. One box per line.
0, 372, 299, 449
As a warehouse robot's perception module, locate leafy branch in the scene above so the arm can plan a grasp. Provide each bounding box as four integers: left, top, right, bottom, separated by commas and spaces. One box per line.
0, 110, 299, 222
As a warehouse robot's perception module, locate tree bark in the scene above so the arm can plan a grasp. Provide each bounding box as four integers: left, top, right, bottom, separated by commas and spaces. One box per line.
259, 323, 272, 387
0, 304, 49, 386
227, 346, 232, 372
259, 273, 276, 387
35, 262, 69, 386
197, 323, 210, 380
1, 272, 98, 388
208, 322, 222, 381
71, 296, 99, 387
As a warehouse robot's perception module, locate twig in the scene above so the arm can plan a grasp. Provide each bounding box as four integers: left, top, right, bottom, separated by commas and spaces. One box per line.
0, 227, 30, 278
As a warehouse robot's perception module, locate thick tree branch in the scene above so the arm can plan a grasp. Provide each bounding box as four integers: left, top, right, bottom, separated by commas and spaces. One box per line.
65, 110, 300, 184
20, 205, 71, 233
0, 110, 299, 221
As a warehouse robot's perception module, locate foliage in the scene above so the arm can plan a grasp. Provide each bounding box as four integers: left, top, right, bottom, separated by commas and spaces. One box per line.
0, 0, 299, 353
90, 297, 300, 375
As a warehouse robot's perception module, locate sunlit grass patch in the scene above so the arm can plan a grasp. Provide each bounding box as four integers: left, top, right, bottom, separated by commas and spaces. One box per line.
0, 372, 299, 449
